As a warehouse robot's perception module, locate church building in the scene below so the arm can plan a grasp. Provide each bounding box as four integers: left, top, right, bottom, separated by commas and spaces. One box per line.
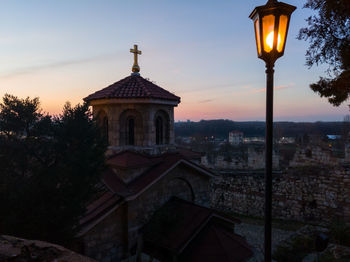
77, 45, 253, 262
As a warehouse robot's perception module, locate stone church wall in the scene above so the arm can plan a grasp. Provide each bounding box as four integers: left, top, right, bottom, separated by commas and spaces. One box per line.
93, 103, 175, 147
127, 163, 211, 251
81, 163, 211, 261
211, 166, 350, 224
81, 204, 126, 262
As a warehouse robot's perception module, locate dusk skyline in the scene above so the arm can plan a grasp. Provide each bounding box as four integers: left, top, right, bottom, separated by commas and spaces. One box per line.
0, 0, 348, 122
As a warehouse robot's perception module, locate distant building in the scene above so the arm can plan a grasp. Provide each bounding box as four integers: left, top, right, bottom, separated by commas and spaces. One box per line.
229, 131, 244, 145
326, 135, 342, 140
243, 137, 265, 144
278, 137, 295, 144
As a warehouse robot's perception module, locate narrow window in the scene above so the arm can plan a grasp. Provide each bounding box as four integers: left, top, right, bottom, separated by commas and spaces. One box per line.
156, 117, 163, 145
103, 116, 109, 143
127, 118, 135, 145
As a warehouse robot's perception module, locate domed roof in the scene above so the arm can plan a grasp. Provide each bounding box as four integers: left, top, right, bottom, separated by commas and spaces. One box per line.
84, 75, 180, 103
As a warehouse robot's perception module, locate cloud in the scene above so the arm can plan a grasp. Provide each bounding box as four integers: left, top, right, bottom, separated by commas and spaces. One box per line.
0, 53, 119, 79
250, 83, 295, 93
198, 99, 214, 103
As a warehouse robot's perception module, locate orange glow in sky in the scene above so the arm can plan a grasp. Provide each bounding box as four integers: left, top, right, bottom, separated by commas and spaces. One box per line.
0, 0, 348, 122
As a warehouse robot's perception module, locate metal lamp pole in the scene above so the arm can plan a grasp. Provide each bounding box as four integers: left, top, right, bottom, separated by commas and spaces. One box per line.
249, 1, 296, 260
265, 61, 274, 261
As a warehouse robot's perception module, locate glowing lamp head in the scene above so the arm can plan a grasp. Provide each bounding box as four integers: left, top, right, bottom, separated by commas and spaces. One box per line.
266, 31, 281, 50
249, 0, 296, 63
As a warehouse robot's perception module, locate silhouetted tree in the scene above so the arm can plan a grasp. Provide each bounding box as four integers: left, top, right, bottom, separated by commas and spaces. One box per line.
0, 94, 107, 245
298, 0, 350, 106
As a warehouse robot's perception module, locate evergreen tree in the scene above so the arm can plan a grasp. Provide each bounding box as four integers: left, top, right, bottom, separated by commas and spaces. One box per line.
0, 94, 107, 244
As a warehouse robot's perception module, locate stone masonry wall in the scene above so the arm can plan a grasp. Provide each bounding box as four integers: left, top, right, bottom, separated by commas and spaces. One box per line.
82, 205, 126, 262
211, 166, 350, 224
201, 148, 279, 170
127, 163, 211, 250
289, 146, 340, 167
93, 103, 175, 147
81, 163, 210, 262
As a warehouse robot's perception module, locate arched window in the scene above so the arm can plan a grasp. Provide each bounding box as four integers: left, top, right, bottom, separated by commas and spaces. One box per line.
102, 116, 109, 143
97, 110, 109, 144
127, 118, 135, 145
156, 116, 163, 145
154, 110, 170, 145
119, 109, 143, 147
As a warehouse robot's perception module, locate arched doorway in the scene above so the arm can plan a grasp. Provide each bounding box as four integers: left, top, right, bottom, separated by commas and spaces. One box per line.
167, 177, 195, 202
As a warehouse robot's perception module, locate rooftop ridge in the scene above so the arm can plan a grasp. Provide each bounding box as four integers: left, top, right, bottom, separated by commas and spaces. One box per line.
84, 75, 180, 102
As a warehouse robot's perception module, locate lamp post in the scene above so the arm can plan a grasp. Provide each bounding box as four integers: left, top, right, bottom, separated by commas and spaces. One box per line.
249, 1, 296, 261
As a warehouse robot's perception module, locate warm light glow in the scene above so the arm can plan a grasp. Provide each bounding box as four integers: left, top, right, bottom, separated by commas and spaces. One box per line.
250, 1, 296, 58
262, 14, 275, 52
254, 19, 262, 56
266, 31, 281, 50
277, 15, 288, 52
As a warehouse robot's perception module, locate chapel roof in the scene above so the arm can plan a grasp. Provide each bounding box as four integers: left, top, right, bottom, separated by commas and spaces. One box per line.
78, 151, 214, 236
102, 151, 213, 198
141, 197, 253, 262
84, 75, 180, 102
106, 150, 157, 169
180, 222, 254, 262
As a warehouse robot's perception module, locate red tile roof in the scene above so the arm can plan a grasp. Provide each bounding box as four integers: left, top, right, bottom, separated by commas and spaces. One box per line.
142, 197, 251, 262
84, 75, 180, 102
78, 151, 214, 235
102, 152, 195, 198
180, 223, 254, 262
80, 192, 122, 227
142, 198, 241, 252
177, 147, 203, 160
106, 151, 157, 169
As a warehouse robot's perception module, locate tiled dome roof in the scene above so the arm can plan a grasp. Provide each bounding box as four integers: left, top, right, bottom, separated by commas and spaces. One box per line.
84, 75, 180, 102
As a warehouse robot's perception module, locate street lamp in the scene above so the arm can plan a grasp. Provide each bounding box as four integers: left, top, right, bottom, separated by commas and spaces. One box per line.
249, 0, 296, 261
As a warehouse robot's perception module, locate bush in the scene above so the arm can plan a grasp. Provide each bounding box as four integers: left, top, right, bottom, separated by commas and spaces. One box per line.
329, 221, 350, 247
273, 234, 315, 262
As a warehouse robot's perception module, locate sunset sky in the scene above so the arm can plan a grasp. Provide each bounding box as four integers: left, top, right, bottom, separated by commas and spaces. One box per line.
0, 0, 348, 122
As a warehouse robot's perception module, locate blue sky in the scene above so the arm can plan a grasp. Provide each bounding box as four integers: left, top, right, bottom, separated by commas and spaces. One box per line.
0, 0, 348, 121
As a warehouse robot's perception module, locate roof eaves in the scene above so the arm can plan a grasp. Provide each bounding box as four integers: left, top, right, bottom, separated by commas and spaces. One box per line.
77, 197, 125, 237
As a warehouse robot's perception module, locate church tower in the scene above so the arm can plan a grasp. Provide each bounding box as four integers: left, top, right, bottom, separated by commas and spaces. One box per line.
78, 45, 251, 262
84, 45, 180, 153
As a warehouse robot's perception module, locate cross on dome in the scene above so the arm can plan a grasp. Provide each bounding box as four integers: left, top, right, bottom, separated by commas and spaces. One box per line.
130, 44, 142, 75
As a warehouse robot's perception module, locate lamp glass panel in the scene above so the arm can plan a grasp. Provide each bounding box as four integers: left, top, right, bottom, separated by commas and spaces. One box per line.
277, 15, 288, 52
262, 14, 275, 53
254, 19, 262, 56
